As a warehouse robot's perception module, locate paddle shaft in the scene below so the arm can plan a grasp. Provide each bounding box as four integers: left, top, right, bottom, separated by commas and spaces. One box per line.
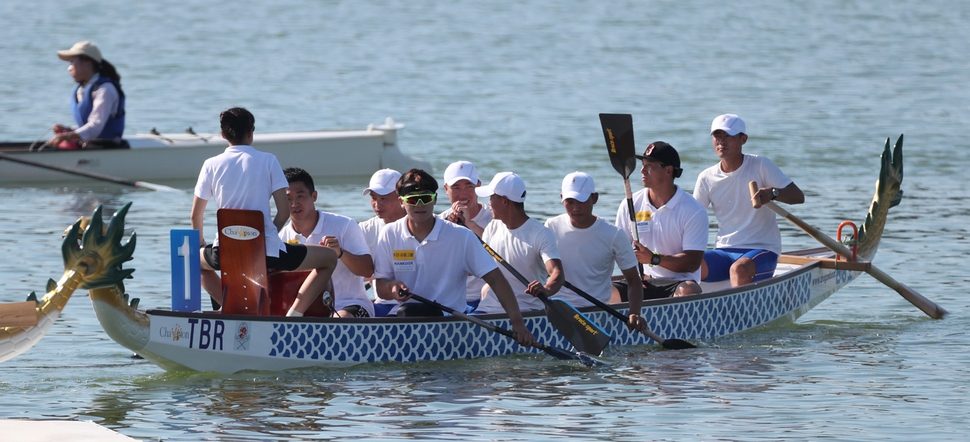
0, 152, 179, 192
479, 238, 559, 305
748, 181, 945, 319
623, 178, 646, 276
0, 301, 38, 328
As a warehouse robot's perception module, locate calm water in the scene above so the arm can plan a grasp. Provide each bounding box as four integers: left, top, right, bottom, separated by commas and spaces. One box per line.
2, 0, 969, 440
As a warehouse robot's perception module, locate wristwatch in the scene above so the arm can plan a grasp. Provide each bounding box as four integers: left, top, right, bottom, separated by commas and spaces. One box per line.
650, 252, 662, 266
771, 188, 780, 201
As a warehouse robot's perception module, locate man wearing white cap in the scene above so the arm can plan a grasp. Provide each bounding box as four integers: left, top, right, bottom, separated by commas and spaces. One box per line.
438, 160, 493, 310
474, 172, 564, 314
616, 142, 709, 298
546, 172, 646, 328
694, 114, 804, 286
359, 168, 407, 316
49, 41, 126, 149
439, 160, 492, 237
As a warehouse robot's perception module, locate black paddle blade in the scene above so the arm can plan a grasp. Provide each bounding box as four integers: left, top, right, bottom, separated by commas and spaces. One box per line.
541, 296, 612, 356
599, 113, 637, 179
538, 344, 610, 367
661, 338, 697, 350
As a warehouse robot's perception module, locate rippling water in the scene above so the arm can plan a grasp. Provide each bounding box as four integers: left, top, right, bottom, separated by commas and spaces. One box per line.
2, 1, 969, 440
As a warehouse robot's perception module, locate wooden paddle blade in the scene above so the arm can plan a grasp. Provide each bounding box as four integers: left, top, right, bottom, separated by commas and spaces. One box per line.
661, 338, 697, 350
540, 296, 612, 356
0, 301, 38, 327
599, 113, 637, 179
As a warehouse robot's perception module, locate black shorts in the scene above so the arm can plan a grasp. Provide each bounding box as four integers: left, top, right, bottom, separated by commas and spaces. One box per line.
203, 243, 308, 272
340, 305, 371, 318
612, 278, 687, 301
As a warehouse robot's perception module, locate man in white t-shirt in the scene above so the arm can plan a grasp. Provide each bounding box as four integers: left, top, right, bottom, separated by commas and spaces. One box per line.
373, 169, 537, 347
437, 160, 493, 311
278, 168, 375, 318
359, 168, 407, 316
190, 107, 337, 316
546, 172, 646, 330
693, 114, 805, 286
474, 172, 563, 314
616, 142, 709, 298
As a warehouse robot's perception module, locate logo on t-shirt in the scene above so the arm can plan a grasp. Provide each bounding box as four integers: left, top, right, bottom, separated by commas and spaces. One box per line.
221, 225, 261, 241
393, 249, 415, 272
634, 211, 652, 222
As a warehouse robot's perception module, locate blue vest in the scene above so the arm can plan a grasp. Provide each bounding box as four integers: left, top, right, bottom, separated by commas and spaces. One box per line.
71, 75, 125, 140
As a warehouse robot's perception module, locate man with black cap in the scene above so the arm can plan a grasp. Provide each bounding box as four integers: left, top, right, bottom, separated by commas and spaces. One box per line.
694, 114, 804, 287
615, 141, 709, 298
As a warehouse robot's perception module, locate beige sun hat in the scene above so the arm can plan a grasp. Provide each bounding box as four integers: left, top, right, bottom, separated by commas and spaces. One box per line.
57, 41, 102, 63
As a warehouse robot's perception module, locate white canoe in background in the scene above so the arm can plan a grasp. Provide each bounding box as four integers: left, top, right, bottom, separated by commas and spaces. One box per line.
0, 118, 431, 185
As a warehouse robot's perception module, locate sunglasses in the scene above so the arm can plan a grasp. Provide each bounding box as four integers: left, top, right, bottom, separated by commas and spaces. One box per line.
400, 193, 437, 206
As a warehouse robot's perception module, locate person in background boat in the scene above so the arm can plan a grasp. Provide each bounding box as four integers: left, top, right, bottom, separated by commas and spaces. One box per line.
373, 169, 537, 347
48, 41, 126, 150
616, 142, 709, 298
693, 114, 805, 286
546, 172, 645, 331
359, 168, 407, 316
474, 172, 564, 314
279, 167, 375, 318
438, 160, 493, 311
191, 107, 337, 316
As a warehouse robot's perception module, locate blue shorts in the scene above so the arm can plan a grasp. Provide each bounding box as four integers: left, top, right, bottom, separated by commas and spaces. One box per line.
702, 248, 779, 283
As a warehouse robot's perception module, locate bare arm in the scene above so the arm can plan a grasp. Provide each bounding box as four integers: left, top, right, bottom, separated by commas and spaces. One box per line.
754, 182, 805, 206
482, 268, 537, 347
319, 235, 375, 278
619, 265, 647, 332
375, 278, 409, 301
526, 258, 564, 297
190, 196, 208, 244
272, 187, 289, 230
633, 242, 704, 274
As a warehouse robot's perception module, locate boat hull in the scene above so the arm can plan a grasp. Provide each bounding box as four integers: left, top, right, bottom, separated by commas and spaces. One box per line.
0, 124, 430, 184
119, 258, 857, 373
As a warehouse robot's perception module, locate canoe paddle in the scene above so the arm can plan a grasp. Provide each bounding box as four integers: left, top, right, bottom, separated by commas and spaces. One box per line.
478, 238, 612, 356
405, 292, 606, 367
748, 181, 946, 319
0, 301, 38, 328
561, 280, 696, 350
599, 113, 643, 276
0, 152, 181, 192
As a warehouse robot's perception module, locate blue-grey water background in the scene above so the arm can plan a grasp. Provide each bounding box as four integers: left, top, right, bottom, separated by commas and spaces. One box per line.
2, 0, 969, 440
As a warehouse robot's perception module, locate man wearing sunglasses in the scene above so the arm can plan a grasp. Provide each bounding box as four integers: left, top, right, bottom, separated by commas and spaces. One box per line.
474, 172, 564, 315
373, 169, 537, 347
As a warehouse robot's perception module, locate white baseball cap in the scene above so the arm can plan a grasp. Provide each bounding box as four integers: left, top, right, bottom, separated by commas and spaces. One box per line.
711, 114, 746, 136
561, 171, 595, 203
362, 169, 401, 196
475, 172, 527, 203
443, 160, 480, 186
57, 41, 102, 64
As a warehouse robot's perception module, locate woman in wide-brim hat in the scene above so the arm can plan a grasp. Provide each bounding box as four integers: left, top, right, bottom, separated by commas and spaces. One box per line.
48, 41, 126, 149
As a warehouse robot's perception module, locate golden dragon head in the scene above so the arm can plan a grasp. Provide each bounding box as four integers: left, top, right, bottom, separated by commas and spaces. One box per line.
62, 202, 136, 290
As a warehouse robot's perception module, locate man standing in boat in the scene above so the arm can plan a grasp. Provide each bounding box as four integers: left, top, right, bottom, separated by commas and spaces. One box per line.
546, 172, 645, 324
474, 172, 564, 314
359, 168, 407, 316
438, 160, 493, 311
373, 169, 537, 347
48, 41, 126, 150
279, 167, 375, 318
616, 142, 709, 298
191, 107, 337, 316
693, 114, 805, 286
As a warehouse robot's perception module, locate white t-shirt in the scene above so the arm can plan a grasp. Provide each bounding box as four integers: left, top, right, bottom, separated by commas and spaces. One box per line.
693, 154, 793, 255
438, 203, 494, 302
545, 214, 638, 307
615, 185, 710, 281
279, 210, 374, 317
194, 145, 288, 256
374, 217, 498, 314
359, 215, 386, 256
477, 218, 561, 314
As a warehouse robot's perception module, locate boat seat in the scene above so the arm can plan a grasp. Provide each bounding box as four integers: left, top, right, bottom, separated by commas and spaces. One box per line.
217, 209, 270, 315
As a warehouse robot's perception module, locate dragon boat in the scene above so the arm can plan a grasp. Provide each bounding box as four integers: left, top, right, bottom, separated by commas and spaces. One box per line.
15, 136, 915, 372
